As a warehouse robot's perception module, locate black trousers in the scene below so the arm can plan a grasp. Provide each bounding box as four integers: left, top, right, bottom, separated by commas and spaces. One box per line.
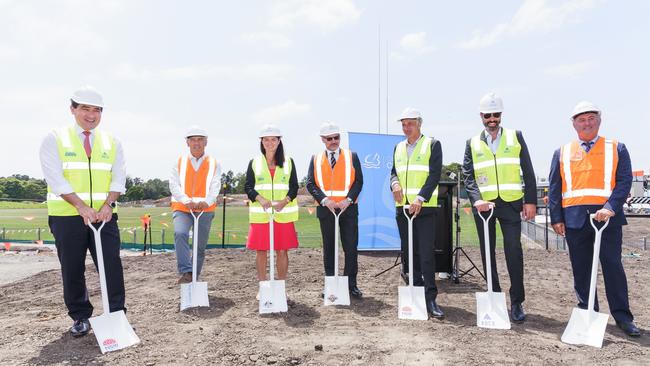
49, 214, 125, 321
473, 198, 525, 305
397, 206, 437, 300
318, 205, 358, 287
566, 221, 633, 323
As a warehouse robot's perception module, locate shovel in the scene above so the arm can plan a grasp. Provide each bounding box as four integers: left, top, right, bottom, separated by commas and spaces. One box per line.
475, 206, 511, 329
561, 214, 610, 348
180, 210, 210, 311
398, 205, 428, 320
87, 221, 140, 353
323, 209, 350, 306
259, 207, 288, 314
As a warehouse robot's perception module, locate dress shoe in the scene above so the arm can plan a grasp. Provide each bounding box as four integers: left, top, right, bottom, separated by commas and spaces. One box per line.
349, 286, 363, 298
511, 303, 526, 323
70, 319, 90, 338
426, 300, 444, 318
616, 321, 641, 337
177, 272, 192, 284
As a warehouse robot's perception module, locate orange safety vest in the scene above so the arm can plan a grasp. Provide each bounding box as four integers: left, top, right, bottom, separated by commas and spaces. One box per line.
313, 148, 356, 203
171, 155, 218, 213
559, 137, 618, 208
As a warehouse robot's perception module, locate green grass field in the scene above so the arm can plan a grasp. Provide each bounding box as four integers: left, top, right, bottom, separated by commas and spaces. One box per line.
0, 205, 501, 249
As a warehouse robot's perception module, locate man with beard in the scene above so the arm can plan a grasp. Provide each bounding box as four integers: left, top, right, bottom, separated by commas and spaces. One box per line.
461, 92, 536, 323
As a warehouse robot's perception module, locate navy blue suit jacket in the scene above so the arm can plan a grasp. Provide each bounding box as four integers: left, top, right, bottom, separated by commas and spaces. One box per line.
548, 138, 632, 229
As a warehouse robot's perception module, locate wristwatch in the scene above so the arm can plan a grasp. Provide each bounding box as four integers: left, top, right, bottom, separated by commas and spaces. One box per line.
106, 200, 117, 209
346, 197, 353, 204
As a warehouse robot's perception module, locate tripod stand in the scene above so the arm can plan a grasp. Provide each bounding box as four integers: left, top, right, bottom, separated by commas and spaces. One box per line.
449, 170, 484, 283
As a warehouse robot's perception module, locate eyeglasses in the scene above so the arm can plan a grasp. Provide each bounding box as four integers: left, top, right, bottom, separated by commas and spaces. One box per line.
325, 135, 340, 142
483, 112, 501, 119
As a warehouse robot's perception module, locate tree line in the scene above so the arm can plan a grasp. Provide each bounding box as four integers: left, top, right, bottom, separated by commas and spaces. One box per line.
1, 163, 461, 202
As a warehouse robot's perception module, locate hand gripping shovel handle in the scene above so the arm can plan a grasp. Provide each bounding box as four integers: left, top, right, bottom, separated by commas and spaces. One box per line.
478, 206, 495, 292
190, 211, 204, 283
587, 214, 609, 313
87, 220, 110, 313
402, 205, 416, 289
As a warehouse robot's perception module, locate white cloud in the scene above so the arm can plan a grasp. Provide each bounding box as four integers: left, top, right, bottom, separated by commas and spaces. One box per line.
240, 32, 293, 48
458, 0, 598, 49
268, 0, 361, 31
400, 32, 435, 54
252, 100, 311, 124
544, 61, 595, 78
113, 63, 293, 82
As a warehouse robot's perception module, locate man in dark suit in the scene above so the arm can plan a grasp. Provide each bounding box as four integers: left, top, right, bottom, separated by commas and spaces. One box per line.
549, 101, 640, 337
462, 92, 536, 323
390, 107, 444, 318
306, 122, 364, 297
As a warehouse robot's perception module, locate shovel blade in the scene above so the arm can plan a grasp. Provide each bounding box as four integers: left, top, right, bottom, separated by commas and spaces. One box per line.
323, 276, 350, 306
475, 291, 511, 329
180, 281, 210, 311
398, 285, 428, 320
89, 311, 140, 354
259, 280, 288, 314
561, 308, 609, 348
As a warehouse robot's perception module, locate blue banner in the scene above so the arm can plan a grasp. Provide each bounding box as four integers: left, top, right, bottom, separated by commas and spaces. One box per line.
348, 132, 403, 250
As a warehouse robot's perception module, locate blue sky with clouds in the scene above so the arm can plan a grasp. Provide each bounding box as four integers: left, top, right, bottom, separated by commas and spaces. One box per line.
2, 0, 649, 180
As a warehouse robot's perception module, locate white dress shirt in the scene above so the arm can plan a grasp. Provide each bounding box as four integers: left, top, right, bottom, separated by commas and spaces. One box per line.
484, 128, 502, 154
39, 124, 127, 195
169, 154, 222, 206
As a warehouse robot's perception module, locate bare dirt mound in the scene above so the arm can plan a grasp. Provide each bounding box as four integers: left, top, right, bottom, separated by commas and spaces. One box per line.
1, 247, 648, 365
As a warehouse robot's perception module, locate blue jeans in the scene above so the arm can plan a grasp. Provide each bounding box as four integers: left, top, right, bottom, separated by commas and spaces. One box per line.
173, 211, 214, 277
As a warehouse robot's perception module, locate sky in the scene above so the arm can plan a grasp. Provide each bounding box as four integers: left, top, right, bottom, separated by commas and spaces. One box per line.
2, 0, 649, 181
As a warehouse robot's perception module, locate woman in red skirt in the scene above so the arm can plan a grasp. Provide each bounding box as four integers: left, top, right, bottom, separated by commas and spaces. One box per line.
245, 124, 299, 285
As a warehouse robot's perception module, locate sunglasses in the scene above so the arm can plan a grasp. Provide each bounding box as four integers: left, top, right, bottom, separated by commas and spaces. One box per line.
483, 112, 501, 119
325, 135, 340, 142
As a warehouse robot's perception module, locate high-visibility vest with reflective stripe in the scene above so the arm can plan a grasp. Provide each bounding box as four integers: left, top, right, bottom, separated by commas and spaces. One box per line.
171, 155, 218, 213
394, 136, 438, 207
47, 126, 117, 216
313, 148, 356, 203
249, 155, 299, 223
560, 137, 618, 207
470, 128, 523, 202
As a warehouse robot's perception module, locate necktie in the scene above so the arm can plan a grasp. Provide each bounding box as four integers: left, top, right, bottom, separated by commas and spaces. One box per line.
582, 141, 594, 152
83, 131, 92, 158
330, 151, 336, 168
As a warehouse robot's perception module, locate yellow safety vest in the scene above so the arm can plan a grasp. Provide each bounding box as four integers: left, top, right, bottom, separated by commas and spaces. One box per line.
470, 128, 523, 202
249, 155, 299, 223
394, 136, 438, 207
47, 126, 117, 216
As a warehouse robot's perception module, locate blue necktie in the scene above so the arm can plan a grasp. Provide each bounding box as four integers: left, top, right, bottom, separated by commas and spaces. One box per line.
582, 141, 594, 152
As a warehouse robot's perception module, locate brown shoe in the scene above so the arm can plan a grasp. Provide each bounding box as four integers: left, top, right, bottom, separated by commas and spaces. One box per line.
178, 272, 192, 284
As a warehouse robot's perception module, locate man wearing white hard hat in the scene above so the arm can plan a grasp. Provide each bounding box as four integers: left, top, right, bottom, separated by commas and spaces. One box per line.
169, 125, 221, 284
39, 86, 127, 337
306, 122, 364, 297
391, 107, 445, 318
461, 92, 536, 323
548, 101, 640, 337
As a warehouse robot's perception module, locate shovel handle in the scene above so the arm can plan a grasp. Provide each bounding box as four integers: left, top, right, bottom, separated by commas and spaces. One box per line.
402, 205, 418, 220
478, 205, 495, 224
86, 220, 106, 233
589, 214, 610, 233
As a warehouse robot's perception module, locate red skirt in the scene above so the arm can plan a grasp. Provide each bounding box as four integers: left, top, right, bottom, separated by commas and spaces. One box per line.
246, 222, 299, 250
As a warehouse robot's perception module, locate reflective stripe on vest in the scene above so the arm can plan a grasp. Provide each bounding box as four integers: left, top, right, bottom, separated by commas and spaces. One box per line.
470, 128, 523, 202
249, 155, 299, 224
171, 155, 218, 213
314, 148, 355, 202
47, 126, 116, 216
560, 137, 617, 207
394, 136, 438, 207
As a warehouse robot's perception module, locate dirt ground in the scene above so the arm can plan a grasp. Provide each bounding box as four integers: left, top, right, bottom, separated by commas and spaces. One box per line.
0, 245, 648, 366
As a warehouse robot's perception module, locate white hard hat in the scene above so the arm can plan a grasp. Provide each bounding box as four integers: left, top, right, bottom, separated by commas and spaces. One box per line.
397, 107, 422, 122
479, 92, 503, 113
185, 125, 208, 138
571, 101, 601, 119
319, 122, 340, 137
259, 124, 282, 138
71, 86, 104, 108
